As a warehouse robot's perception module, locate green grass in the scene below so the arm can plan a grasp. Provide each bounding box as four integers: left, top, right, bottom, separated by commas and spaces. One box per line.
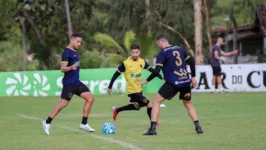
0, 93, 266, 150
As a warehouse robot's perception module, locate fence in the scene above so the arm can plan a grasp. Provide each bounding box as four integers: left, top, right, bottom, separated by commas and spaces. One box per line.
0, 64, 265, 97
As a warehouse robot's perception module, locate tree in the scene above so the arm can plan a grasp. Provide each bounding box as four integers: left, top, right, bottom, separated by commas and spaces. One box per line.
194, 0, 203, 64
64, 0, 73, 40
94, 31, 158, 65
203, 0, 213, 55
145, 0, 152, 34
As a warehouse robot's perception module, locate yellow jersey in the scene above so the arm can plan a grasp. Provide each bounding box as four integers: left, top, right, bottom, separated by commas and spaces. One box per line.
118, 57, 151, 94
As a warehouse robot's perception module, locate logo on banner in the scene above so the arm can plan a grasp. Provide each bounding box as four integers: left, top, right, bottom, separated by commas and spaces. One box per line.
5, 73, 50, 96
5, 73, 31, 96
33, 73, 50, 96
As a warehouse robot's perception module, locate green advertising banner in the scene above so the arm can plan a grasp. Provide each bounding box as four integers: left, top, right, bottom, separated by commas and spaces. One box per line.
0, 68, 163, 97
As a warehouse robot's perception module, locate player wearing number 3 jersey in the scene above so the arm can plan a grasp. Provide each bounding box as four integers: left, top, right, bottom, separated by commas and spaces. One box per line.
139, 35, 203, 135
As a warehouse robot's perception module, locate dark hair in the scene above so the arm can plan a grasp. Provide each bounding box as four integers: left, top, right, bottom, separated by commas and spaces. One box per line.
130, 44, 140, 50
156, 35, 168, 41
71, 33, 82, 38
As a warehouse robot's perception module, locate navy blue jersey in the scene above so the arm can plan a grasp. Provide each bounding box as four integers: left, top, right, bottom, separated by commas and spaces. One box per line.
156, 46, 191, 88
211, 45, 221, 66
61, 48, 81, 86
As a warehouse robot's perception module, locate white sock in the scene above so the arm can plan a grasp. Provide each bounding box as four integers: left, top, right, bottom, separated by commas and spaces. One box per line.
212, 85, 216, 90
218, 84, 223, 90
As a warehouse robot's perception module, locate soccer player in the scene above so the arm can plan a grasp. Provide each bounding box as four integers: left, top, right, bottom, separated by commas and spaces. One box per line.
139, 35, 203, 135
211, 37, 238, 92
107, 44, 163, 125
42, 33, 95, 135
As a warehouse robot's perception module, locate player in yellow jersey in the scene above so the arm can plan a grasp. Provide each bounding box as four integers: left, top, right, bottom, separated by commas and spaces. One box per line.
107, 44, 163, 125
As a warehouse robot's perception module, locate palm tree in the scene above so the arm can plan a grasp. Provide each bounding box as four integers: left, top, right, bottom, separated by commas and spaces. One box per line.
94, 31, 158, 65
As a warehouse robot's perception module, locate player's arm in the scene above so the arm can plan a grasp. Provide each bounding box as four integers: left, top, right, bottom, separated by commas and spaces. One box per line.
214, 49, 222, 61
185, 55, 198, 88
185, 56, 196, 78
144, 61, 163, 80
140, 52, 165, 84
108, 63, 125, 90
146, 65, 163, 82
61, 51, 76, 73
221, 50, 238, 57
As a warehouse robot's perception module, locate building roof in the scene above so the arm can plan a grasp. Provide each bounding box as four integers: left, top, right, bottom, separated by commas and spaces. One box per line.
212, 3, 266, 39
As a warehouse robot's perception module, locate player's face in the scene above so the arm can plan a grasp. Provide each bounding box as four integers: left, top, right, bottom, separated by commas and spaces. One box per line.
131, 49, 140, 61
71, 37, 82, 50
156, 41, 163, 49
218, 39, 225, 46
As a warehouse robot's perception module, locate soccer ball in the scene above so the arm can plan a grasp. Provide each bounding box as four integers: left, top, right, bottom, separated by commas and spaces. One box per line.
102, 122, 116, 134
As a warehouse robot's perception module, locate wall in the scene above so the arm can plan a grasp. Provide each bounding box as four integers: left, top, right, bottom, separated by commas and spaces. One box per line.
0, 64, 265, 97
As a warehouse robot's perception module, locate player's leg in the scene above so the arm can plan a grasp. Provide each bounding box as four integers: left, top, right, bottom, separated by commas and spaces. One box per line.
42, 86, 73, 135
216, 66, 224, 92
143, 83, 178, 135
77, 83, 95, 132
180, 87, 203, 134
112, 93, 142, 121
211, 66, 218, 92
212, 75, 217, 92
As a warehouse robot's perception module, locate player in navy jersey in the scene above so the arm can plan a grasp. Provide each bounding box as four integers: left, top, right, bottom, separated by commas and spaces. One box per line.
42, 34, 95, 135
140, 35, 203, 135
211, 37, 238, 93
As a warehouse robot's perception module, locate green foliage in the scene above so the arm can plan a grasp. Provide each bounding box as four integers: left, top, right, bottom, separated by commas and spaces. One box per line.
0, 0, 264, 71
258, 54, 266, 63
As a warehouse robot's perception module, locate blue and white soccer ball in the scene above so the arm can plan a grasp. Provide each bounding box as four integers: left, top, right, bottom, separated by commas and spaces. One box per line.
102, 122, 116, 134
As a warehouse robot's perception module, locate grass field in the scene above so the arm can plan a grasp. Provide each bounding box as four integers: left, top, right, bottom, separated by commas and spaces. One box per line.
0, 92, 266, 150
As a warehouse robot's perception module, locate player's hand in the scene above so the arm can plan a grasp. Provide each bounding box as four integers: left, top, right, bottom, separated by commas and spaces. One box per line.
191, 77, 198, 89
139, 80, 148, 85
162, 79, 166, 83
233, 49, 239, 55
71, 64, 78, 70
107, 88, 112, 95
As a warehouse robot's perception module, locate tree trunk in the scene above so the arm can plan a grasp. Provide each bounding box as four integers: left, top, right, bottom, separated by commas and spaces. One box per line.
203, 0, 212, 55
145, 0, 152, 34
230, 0, 238, 64
23, 11, 46, 46
194, 0, 203, 64
20, 18, 27, 71
64, 0, 73, 40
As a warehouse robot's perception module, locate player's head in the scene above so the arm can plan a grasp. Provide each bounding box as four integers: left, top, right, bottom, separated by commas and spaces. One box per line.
70, 33, 82, 50
216, 37, 224, 46
130, 44, 141, 61
156, 35, 169, 49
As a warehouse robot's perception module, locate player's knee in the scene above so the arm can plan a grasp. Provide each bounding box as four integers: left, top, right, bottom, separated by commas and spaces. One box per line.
60, 99, 69, 107
146, 102, 152, 108
83, 92, 95, 103
139, 98, 150, 108
183, 100, 192, 108
133, 102, 141, 110
86, 96, 95, 103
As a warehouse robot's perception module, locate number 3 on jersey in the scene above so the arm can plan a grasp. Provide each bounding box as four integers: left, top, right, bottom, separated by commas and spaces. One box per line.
173, 51, 187, 77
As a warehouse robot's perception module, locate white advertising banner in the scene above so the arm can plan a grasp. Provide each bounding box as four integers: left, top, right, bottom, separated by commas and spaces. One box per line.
190, 64, 266, 92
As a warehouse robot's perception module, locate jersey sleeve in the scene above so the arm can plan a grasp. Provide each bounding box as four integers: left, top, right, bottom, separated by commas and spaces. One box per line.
156, 51, 166, 66
183, 49, 190, 61
144, 61, 151, 69
61, 51, 69, 63
117, 62, 126, 73
213, 46, 220, 53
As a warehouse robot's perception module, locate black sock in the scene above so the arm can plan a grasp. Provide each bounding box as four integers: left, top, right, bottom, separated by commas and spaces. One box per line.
46, 116, 53, 124
151, 121, 157, 130
82, 116, 88, 125
117, 104, 138, 112
194, 120, 200, 128
147, 107, 152, 120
